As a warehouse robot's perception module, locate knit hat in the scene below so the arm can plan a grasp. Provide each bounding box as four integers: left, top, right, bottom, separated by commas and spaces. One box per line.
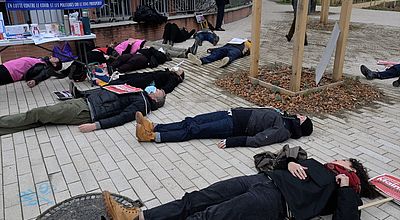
300, 117, 313, 136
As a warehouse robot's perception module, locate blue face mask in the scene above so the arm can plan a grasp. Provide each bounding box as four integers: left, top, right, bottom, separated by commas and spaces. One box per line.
145, 86, 157, 94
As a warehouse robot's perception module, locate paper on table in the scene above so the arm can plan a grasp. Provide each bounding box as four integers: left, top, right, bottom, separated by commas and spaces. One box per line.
32, 36, 60, 45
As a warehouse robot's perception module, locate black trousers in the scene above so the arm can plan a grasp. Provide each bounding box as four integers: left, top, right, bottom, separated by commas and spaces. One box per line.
0, 65, 13, 85
287, 15, 308, 45
163, 23, 195, 43
215, 0, 226, 28
143, 174, 285, 220
110, 54, 148, 73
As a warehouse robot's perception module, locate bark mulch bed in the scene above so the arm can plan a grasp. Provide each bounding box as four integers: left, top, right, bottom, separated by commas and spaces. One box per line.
307, 19, 360, 31
215, 65, 384, 114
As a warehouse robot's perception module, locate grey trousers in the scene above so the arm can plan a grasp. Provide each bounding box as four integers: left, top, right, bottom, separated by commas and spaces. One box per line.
144, 41, 187, 58
0, 98, 91, 135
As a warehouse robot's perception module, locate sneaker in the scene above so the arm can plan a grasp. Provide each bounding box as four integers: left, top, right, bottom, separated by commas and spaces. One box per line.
360, 65, 378, 80
218, 57, 230, 68
103, 191, 140, 220
188, 53, 202, 66
135, 111, 153, 132
215, 27, 225, 31
136, 124, 155, 142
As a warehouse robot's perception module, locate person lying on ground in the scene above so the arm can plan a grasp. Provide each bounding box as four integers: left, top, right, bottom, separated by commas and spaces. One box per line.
162, 23, 196, 46
360, 64, 400, 80
102, 153, 378, 220
144, 41, 189, 58
87, 44, 119, 64
72, 67, 185, 98
187, 29, 220, 55
0, 56, 62, 87
114, 38, 146, 56
187, 38, 251, 68
110, 47, 170, 73
135, 107, 313, 148
0, 87, 166, 135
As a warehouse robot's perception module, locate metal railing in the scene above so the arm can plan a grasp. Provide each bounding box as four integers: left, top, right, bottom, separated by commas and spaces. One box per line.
94, 0, 132, 22
5, 0, 252, 25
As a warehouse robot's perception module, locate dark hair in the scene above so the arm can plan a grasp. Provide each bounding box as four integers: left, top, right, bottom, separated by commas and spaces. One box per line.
300, 117, 313, 136
53, 59, 62, 71
350, 158, 379, 199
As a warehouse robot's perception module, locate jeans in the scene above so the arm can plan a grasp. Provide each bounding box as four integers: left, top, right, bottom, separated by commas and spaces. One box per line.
143, 174, 285, 220
0, 98, 91, 135
195, 32, 218, 45
377, 64, 400, 79
155, 111, 233, 142
201, 45, 242, 65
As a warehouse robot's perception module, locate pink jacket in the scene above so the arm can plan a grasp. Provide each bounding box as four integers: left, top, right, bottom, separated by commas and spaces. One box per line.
115, 39, 145, 55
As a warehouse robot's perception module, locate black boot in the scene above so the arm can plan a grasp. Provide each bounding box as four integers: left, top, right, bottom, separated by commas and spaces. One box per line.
360, 65, 378, 80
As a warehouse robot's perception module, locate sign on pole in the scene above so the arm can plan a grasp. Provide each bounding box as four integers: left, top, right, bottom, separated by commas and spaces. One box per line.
6, 0, 104, 10
315, 22, 340, 85
370, 173, 400, 204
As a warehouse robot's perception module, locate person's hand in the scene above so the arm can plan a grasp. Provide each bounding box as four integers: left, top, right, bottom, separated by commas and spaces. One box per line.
78, 123, 97, 133
217, 139, 226, 149
27, 80, 36, 88
336, 174, 349, 187
288, 162, 308, 180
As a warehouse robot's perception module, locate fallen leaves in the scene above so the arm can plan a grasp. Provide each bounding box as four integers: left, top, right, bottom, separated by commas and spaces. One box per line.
215, 66, 384, 114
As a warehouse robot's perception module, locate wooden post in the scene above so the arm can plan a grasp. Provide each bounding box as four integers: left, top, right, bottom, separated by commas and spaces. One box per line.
320, 0, 329, 25
332, 0, 353, 81
289, 0, 309, 92
249, 0, 262, 77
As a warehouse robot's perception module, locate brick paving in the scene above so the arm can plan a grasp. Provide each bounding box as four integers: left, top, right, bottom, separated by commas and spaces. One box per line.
1, 0, 400, 219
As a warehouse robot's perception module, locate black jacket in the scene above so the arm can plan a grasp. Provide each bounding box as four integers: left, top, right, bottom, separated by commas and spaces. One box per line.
87, 89, 157, 129
226, 108, 291, 148
267, 159, 362, 220
109, 69, 183, 94
25, 63, 61, 85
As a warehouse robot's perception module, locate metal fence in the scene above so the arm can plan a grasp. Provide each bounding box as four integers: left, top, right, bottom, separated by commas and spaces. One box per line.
5, 0, 252, 25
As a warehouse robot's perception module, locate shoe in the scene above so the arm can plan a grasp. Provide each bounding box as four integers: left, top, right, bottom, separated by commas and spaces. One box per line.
135, 111, 153, 132
215, 27, 225, 31
136, 124, 155, 142
218, 57, 230, 68
285, 34, 291, 42
393, 80, 400, 87
168, 40, 174, 46
102, 191, 140, 220
69, 81, 82, 98
360, 65, 378, 80
212, 35, 220, 46
188, 42, 199, 55
162, 39, 168, 44
188, 53, 202, 66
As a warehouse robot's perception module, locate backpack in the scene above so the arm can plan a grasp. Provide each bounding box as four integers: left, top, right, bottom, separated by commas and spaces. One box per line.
253, 144, 307, 172
60, 61, 87, 82
133, 5, 168, 24
52, 42, 77, 62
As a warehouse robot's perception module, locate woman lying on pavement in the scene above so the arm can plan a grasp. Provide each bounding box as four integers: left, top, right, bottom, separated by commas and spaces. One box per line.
102, 152, 378, 220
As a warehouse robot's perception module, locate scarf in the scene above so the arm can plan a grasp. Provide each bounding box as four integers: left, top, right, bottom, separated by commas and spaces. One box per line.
325, 163, 361, 193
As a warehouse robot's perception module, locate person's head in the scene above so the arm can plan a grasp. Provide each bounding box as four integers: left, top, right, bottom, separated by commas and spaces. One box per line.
243, 40, 252, 55
297, 114, 313, 136
148, 89, 166, 109
330, 159, 379, 199
49, 56, 62, 71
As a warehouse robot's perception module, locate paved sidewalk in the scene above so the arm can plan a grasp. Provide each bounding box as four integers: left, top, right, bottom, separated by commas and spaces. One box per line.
1, 0, 400, 219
